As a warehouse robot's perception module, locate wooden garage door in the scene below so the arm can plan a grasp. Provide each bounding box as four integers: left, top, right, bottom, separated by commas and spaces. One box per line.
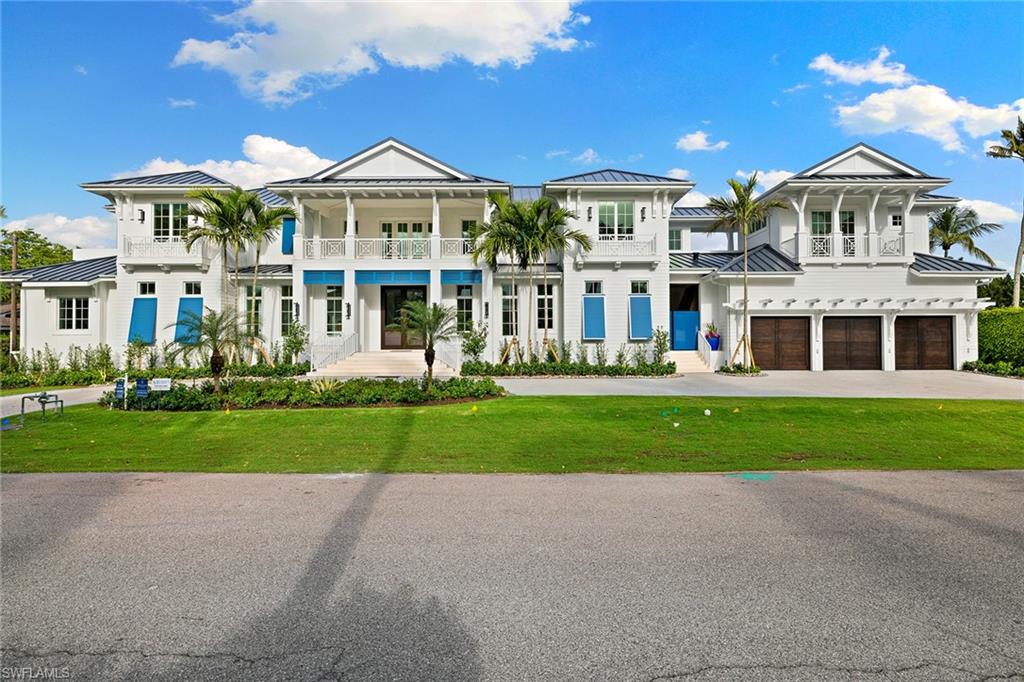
895, 316, 953, 370
751, 317, 810, 370
823, 317, 882, 370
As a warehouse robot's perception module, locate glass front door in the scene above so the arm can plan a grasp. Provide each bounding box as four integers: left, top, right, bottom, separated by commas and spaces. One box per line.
381, 286, 426, 349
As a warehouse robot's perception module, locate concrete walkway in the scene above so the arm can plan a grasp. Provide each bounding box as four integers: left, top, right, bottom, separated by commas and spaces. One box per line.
498, 370, 1024, 399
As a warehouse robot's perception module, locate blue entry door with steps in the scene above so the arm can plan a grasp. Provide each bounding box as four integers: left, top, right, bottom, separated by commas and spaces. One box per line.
671, 311, 700, 350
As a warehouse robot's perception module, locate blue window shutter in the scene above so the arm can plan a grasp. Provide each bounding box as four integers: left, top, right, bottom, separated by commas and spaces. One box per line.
440, 270, 482, 285
303, 270, 345, 285
629, 295, 653, 340
354, 270, 430, 285
127, 298, 158, 345
174, 297, 204, 344
281, 218, 296, 255
582, 296, 606, 340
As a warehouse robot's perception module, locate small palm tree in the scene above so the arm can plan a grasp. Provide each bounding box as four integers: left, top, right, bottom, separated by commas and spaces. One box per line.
929, 206, 1001, 265
396, 300, 459, 391
472, 194, 527, 362
185, 187, 259, 313
707, 174, 787, 368
245, 201, 297, 329
534, 196, 589, 358
986, 116, 1024, 307
167, 307, 243, 393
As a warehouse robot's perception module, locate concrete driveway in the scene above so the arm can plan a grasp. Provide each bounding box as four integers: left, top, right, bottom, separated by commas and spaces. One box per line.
499, 370, 1024, 399
0, 386, 108, 418
2, 471, 1022, 680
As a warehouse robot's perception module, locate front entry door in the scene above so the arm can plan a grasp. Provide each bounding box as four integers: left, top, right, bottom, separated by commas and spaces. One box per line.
381, 286, 426, 349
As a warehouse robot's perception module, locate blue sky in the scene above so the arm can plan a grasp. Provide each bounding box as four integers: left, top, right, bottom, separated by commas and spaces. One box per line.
2, 1, 1022, 265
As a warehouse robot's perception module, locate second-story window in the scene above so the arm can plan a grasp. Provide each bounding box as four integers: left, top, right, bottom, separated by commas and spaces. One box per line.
891, 214, 903, 228
839, 211, 855, 235
669, 228, 682, 251
811, 211, 832, 234
598, 202, 634, 240
154, 203, 188, 241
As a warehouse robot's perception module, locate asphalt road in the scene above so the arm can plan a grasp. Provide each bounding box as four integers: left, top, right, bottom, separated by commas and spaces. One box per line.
2, 471, 1022, 681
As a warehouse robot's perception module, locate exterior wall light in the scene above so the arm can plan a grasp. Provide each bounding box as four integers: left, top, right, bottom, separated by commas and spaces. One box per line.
138, 209, 145, 222
641, 207, 646, 222
484, 302, 490, 319
346, 302, 352, 319
587, 206, 593, 222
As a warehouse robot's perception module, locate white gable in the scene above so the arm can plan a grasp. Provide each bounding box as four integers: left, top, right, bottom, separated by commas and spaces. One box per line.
804, 144, 923, 177
314, 139, 469, 181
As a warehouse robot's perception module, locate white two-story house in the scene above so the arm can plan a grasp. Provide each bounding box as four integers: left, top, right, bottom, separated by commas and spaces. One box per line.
3, 139, 1003, 374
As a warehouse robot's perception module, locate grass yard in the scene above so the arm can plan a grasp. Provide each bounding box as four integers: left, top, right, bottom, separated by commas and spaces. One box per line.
1, 396, 1021, 473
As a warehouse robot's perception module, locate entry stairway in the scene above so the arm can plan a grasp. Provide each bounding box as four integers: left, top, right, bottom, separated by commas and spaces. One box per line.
311, 350, 458, 379
668, 350, 713, 374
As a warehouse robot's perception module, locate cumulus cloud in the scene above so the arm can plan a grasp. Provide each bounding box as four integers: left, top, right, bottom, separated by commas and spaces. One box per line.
809, 46, 916, 86
168, 98, 197, 108
835, 84, 1024, 152
73, 65, 88, 76
173, 1, 589, 105
982, 139, 1003, 155
120, 134, 334, 187
675, 131, 728, 152
573, 148, 600, 164
675, 190, 710, 208
959, 199, 1020, 225
545, 149, 570, 159
735, 169, 794, 190
5, 213, 116, 249
665, 168, 690, 180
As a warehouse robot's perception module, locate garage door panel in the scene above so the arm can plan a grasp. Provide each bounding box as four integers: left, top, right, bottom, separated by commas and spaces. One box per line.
752, 317, 810, 370
823, 317, 881, 370
895, 316, 953, 370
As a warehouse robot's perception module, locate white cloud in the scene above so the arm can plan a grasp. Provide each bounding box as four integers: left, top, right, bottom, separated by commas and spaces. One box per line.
74, 65, 88, 76
168, 98, 197, 108
173, 1, 589, 105
675, 130, 728, 152
120, 134, 334, 188
573, 148, 600, 164
809, 46, 916, 86
5, 213, 115, 249
675, 190, 710, 208
665, 168, 690, 180
735, 169, 794, 190
982, 139, 1002, 155
782, 83, 809, 94
959, 199, 1020, 225
835, 84, 1024, 151
545, 149, 569, 159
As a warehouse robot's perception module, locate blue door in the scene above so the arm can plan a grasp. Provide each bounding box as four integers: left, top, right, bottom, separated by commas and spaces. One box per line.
672, 311, 700, 350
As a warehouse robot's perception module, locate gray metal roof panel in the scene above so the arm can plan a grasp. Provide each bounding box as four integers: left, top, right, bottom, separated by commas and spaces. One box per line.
669, 252, 737, 270
671, 206, 722, 218
267, 176, 503, 186
233, 264, 293, 275
790, 173, 947, 181
917, 192, 960, 201
82, 170, 230, 187
2, 256, 117, 282
250, 188, 289, 206
546, 169, 691, 184
511, 186, 543, 201
910, 252, 1003, 274
670, 245, 801, 274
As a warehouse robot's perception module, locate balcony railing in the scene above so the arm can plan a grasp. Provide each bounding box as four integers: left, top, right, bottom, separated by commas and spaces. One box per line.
809, 235, 832, 257
440, 238, 474, 257
590, 236, 657, 258
877, 232, 904, 257
303, 239, 346, 259
122, 236, 208, 262
799, 231, 909, 260
356, 238, 430, 259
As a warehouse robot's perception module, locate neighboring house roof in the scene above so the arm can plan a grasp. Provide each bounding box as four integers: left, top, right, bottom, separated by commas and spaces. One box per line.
546, 169, 692, 185
267, 176, 505, 186
910, 252, 1004, 275
81, 170, 231, 187
788, 173, 947, 181
669, 245, 802, 274
671, 206, 722, 219
917, 192, 961, 202
233, 264, 293, 276
250, 187, 290, 206
0, 256, 117, 283
511, 186, 543, 202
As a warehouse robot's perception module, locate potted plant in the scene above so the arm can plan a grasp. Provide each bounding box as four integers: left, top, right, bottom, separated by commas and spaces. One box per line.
704, 322, 721, 351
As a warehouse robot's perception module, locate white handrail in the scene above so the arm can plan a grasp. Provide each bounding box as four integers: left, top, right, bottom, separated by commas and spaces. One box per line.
696, 330, 722, 371
435, 339, 463, 372
310, 332, 359, 370
355, 238, 431, 259
591, 235, 657, 257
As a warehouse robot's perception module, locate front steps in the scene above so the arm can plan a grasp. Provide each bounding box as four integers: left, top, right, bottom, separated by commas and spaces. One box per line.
311, 350, 458, 379
668, 350, 713, 374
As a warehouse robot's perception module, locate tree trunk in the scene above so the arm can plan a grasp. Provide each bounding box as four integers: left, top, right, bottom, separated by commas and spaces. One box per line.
210, 351, 224, 393
424, 346, 435, 391
944, 246, 950, 258
1013, 205, 1023, 308
221, 244, 229, 313
742, 227, 750, 368
527, 263, 535, 362
541, 268, 550, 359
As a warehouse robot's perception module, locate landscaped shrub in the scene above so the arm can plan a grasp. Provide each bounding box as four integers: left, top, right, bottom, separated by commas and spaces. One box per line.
461, 360, 676, 377
961, 360, 1024, 377
99, 376, 504, 411
977, 307, 1024, 367
717, 363, 763, 375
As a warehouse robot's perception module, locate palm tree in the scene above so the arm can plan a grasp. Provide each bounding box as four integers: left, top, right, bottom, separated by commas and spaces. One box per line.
396, 300, 459, 391
167, 307, 243, 393
707, 174, 787, 368
986, 116, 1024, 307
184, 187, 257, 313
534, 196, 589, 359
929, 206, 1001, 265
0, 205, 6, 220
244, 200, 297, 330
471, 193, 527, 363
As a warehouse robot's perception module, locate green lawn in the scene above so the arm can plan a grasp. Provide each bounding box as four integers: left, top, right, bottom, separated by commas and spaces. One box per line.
2, 397, 1021, 473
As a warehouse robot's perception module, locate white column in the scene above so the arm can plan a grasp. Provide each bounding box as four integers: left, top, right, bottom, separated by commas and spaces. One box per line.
882, 312, 896, 371
343, 268, 356, 339
680, 226, 692, 252
811, 312, 824, 371
429, 268, 441, 306
867, 190, 881, 258
831, 191, 845, 258
481, 267, 495, 359
431, 191, 441, 258
345, 193, 355, 258
902, 191, 917, 256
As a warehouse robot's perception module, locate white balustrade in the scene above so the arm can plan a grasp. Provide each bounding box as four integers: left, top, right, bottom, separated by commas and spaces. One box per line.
355, 238, 431, 259
809, 235, 832, 257
440, 238, 474, 257
310, 332, 360, 370
123, 236, 205, 259
591, 236, 657, 257
302, 239, 346, 259
877, 232, 904, 257
841, 235, 857, 257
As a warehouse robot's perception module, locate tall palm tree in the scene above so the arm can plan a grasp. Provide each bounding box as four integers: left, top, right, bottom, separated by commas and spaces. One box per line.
396, 300, 459, 391
929, 206, 1001, 265
167, 307, 243, 393
707, 174, 787, 368
534, 196, 589, 358
471, 193, 527, 363
184, 187, 255, 313
986, 116, 1024, 307
244, 201, 297, 330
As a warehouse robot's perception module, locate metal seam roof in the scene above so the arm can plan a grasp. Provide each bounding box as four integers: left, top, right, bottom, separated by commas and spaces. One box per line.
233, 264, 293, 275
82, 170, 231, 187
546, 169, 691, 184
669, 245, 801, 274
1, 256, 117, 282
910, 252, 1003, 274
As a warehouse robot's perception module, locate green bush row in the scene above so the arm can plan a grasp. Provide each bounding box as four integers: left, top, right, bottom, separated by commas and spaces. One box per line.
461, 360, 676, 377
99, 376, 504, 411
961, 360, 1024, 378
977, 307, 1024, 366
1, 363, 311, 391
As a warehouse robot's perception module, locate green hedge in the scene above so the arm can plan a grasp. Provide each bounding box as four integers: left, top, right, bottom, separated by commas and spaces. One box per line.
1, 363, 310, 392
461, 360, 676, 377
977, 307, 1024, 366
961, 360, 1024, 378
99, 377, 504, 411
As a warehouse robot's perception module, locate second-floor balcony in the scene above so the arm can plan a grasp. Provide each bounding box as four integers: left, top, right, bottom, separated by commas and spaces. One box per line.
790, 231, 910, 262
121, 236, 211, 271
298, 237, 475, 261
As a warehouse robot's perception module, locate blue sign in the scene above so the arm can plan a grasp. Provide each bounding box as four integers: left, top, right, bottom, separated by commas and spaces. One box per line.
135, 378, 149, 399
114, 379, 125, 400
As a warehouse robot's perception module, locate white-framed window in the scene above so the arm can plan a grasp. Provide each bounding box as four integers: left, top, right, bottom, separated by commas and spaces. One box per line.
891, 214, 903, 228
456, 285, 473, 332
326, 285, 344, 336
501, 284, 518, 337
536, 283, 554, 330
810, 211, 832, 235
669, 228, 683, 251
630, 280, 649, 295
138, 281, 156, 296
461, 219, 476, 238
246, 285, 263, 335
281, 285, 294, 335
154, 203, 188, 240
597, 201, 634, 240
839, 211, 855, 235
184, 281, 202, 296
58, 297, 89, 330
585, 281, 603, 295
